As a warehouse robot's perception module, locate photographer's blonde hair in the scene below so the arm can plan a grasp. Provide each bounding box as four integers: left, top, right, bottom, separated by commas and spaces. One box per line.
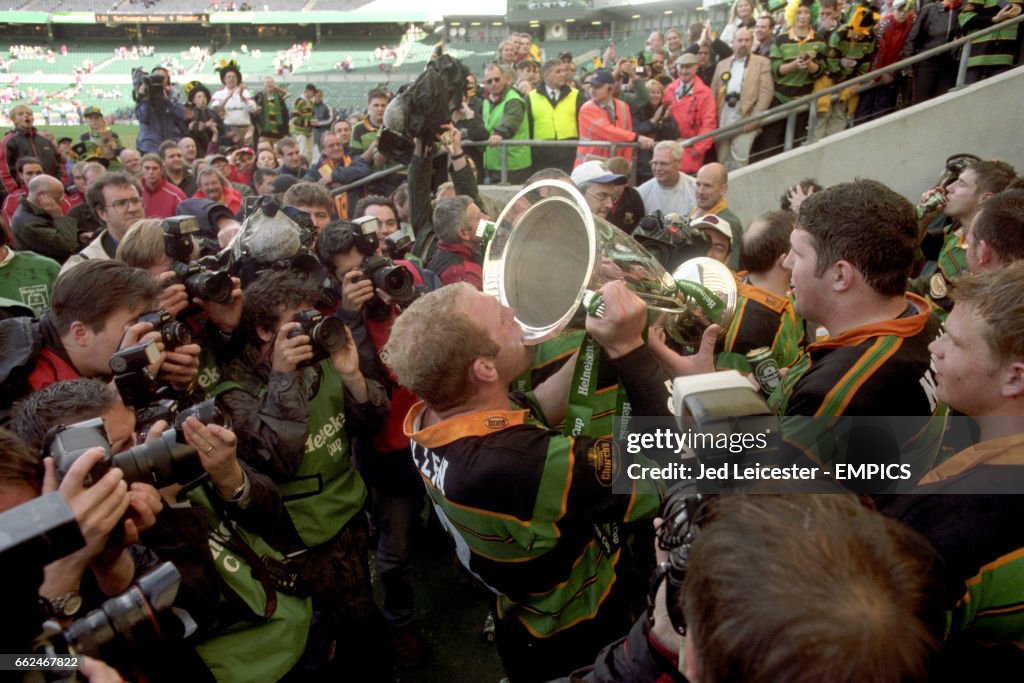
115, 218, 165, 269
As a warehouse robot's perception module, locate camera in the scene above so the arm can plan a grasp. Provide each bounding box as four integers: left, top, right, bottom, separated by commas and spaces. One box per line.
47, 416, 205, 489
37, 562, 181, 658
137, 310, 192, 350
384, 231, 413, 260
357, 255, 417, 303
724, 91, 741, 108
131, 67, 166, 103
110, 341, 163, 409
633, 211, 711, 271
171, 260, 233, 304
163, 215, 200, 263
288, 309, 349, 367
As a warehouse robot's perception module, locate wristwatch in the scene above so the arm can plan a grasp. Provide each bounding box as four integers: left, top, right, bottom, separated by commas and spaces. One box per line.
44, 591, 83, 618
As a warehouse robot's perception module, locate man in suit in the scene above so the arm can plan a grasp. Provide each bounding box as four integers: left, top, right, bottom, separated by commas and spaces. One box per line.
711, 27, 775, 171
527, 59, 583, 174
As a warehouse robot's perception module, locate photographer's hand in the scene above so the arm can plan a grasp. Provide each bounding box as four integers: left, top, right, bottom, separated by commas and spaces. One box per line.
155, 271, 189, 318
156, 342, 201, 389
39, 451, 131, 598
272, 322, 314, 373
182, 417, 244, 498
330, 325, 369, 402
193, 276, 243, 334
340, 268, 375, 313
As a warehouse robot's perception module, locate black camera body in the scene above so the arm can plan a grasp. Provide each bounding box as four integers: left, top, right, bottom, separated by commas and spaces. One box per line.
47, 412, 209, 489
634, 211, 711, 271
138, 310, 192, 350
171, 260, 233, 304
289, 309, 349, 367
131, 67, 166, 103
110, 341, 163, 409
724, 91, 741, 108
384, 231, 413, 260
163, 215, 200, 262
357, 255, 417, 304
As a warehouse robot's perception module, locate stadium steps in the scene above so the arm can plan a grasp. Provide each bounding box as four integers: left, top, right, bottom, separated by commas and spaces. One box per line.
726, 65, 1024, 227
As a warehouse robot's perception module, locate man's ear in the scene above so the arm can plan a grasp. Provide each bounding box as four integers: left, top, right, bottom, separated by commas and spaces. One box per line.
1002, 361, 1024, 399
832, 260, 857, 293
256, 326, 275, 344
67, 320, 90, 348
470, 356, 499, 385
976, 240, 995, 269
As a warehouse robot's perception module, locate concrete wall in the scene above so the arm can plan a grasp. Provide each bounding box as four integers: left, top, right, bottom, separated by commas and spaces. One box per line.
726, 66, 1024, 228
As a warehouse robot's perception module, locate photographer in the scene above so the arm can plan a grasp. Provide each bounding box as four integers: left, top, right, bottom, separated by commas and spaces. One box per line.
565, 495, 943, 682
115, 217, 244, 393
10, 379, 311, 682
213, 269, 392, 678
135, 67, 186, 155
0, 259, 199, 420
317, 218, 439, 665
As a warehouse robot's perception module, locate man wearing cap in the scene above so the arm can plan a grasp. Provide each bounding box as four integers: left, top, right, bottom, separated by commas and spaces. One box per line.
711, 27, 774, 171
572, 159, 628, 220
637, 140, 698, 217
78, 106, 123, 169
482, 63, 532, 185
690, 213, 734, 265
577, 68, 654, 167
661, 53, 717, 175
527, 59, 582, 175
691, 162, 744, 270
1, 105, 66, 197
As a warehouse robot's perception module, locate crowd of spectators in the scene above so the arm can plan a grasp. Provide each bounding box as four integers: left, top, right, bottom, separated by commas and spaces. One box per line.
0, 5, 1023, 683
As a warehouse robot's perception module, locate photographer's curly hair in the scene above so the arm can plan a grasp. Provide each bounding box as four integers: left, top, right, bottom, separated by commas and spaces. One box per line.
242, 270, 324, 342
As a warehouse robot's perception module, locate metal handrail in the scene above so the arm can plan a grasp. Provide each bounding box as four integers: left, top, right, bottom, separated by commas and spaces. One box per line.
332, 13, 1023, 190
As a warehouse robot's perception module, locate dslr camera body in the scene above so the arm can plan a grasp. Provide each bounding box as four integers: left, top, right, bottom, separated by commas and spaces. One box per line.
163, 215, 233, 304
288, 309, 349, 368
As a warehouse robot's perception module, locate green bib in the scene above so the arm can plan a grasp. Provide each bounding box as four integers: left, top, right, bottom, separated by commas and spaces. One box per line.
483, 90, 532, 172
187, 486, 312, 683
277, 359, 367, 546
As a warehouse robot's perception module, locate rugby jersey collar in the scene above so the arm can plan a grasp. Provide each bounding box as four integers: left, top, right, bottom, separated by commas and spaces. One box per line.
810, 293, 933, 350
919, 432, 1024, 484
404, 401, 531, 448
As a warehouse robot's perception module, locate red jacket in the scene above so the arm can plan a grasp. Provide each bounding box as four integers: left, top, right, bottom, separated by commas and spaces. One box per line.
576, 97, 636, 165
142, 177, 187, 219
662, 77, 717, 174
191, 183, 242, 216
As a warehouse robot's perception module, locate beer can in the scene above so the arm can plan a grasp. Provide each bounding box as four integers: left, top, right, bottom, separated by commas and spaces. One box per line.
915, 191, 946, 219
747, 347, 780, 395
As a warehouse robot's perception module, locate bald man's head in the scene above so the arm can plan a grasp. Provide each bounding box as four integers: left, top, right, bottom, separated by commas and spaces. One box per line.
27, 174, 64, 200
696, 163, 729, 211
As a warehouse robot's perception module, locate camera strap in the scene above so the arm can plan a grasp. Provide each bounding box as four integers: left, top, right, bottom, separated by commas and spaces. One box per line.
205, 489, 278, 619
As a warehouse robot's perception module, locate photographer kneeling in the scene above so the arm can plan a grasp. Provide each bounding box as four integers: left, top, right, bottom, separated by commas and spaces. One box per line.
10, 378, 311, 682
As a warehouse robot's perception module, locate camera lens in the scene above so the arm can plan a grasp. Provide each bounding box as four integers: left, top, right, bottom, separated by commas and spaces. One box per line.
112, 429, 204, 488
162, 320, 192, 349
311, 317, 348, 352
191, 270, 233, 304
375, 265, 415, 301
173, 398, 228, 433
